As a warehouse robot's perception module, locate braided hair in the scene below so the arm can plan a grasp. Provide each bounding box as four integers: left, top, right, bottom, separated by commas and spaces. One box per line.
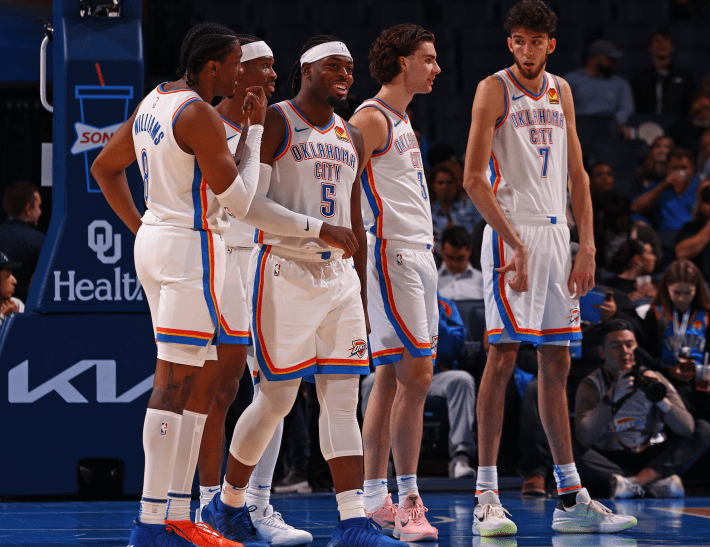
237, 34, 259, 47
287, 35, 342, 97
176, 22, 239, 86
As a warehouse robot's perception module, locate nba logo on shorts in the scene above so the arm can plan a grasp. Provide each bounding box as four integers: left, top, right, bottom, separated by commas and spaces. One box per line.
160, 423, 168, 436
274, 264, 281, 276
397, 253, 403, 266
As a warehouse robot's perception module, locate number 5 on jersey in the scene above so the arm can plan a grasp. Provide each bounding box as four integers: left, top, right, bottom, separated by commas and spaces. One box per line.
321, 182, 336, 218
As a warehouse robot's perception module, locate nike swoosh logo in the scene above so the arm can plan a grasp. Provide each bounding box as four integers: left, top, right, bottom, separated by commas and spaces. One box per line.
305, 218, 310, 231
294, 126, 308, 132
208, 488, 220, 493
357, 490, 364, 495
512, 94, 525, 101
401, 477, 414, 481
227, 134, 238, 141
257, 485, 270, 489
394, 120, 402, 127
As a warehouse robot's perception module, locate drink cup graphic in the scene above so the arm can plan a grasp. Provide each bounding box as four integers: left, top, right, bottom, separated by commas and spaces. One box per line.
72, 85, 133, 192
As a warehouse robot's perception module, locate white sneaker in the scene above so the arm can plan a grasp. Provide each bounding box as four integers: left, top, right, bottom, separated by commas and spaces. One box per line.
449, 455, 476, 479
610, 475, 645, 499
646, 474, 685, 498
551, 488, 638, 533
251, 505, 313, 546
472, 491, 517, 537
195, 505, 204, 523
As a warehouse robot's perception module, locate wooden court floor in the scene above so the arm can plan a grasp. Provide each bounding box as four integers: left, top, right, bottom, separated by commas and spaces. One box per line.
1, 492, 708, 546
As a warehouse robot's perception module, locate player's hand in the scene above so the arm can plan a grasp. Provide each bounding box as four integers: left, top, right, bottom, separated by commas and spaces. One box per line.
243, 86, 268, 126
495, 243, 528, 292
568, 246, 595, 298
319, 222, 359, 259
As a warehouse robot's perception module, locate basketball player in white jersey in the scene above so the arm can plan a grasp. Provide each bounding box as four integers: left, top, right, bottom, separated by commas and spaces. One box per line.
91, 23, 268, 547
348, 24, 440, 542
196, 35, 312, 546
462, 0, 637, 536
200, 36, 399, 547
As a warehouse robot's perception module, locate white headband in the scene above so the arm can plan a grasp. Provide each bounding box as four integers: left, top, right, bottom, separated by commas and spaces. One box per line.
241, 41, 273, 63
300, 41, 352, 65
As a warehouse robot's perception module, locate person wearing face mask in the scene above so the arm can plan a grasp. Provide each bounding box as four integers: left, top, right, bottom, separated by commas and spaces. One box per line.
575, 318, 710, 499
642, 260, 710, 420
631, 147, 699, 231
564, 39, 635, 130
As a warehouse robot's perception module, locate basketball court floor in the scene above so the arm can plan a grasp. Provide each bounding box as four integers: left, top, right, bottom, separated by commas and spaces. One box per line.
1, 492, 708, 546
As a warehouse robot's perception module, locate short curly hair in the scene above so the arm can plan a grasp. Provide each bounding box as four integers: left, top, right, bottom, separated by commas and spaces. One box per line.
369, 24, 435, 85
504, 0, 557, 39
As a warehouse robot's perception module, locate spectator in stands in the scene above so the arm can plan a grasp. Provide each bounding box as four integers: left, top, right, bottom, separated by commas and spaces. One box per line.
360, 295, 478, 479
607, 239, 658, 302
642, 259, 710, 421
589, 162, 616, 197
696, 128, 710, 181
564, 39, 635, 129
671, 94, 710, 156
675, 178, 710, 280
0, 182, 44, 303
437, 226, 483, 301
631, 147, 699, 231
0, 252, 24, 328
632, 30, 696, 116
430, 164, 482, 247
575, 319, 710, 499
630, 135, 675, 197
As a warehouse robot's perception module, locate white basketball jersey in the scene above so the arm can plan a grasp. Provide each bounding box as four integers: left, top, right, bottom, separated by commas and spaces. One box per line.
135, 84, 229, 233
254, 100, 359, 258
487, 69, 568, 216
222, 117, 256, 248
355, 98, 433, 246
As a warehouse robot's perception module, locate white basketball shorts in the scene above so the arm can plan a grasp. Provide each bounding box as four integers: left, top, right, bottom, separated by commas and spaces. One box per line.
247, 245, 370, 381
481, 213, 581, 346
367, 234, 439, 366
219, 246, 253, 345
135, 224, 225, 366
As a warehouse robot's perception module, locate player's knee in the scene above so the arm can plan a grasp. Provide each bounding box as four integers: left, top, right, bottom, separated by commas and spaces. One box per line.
211, 378, 240, 413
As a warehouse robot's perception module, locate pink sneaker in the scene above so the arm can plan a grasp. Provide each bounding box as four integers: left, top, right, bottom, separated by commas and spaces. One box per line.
394, 494, 438, 542
365, 493, 398, 536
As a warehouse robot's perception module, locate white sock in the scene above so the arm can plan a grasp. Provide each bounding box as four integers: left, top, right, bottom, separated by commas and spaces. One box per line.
553, 463, 582, 497
166, 410, 207, 521
221, 479, 247, 509
139, 409, 182, 525
363, 478, 389, 513
246, 473, 272, 517
200, 484, 221, 510
336, 489, 366, 520
476, 466, 498, 496
396, 474, 419, 503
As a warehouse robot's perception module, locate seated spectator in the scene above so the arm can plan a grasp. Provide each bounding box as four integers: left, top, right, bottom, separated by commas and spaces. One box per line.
430, 164, 482, 247
575, 319, 710, 498
630, 136, 675, 197
675, 178, 710, 280
631, 147, 699, 231
0, 253, 24, 328
696, 128, 710, 181
564, 39, 635, 129
592, 189, 632, 269
606, 238, 658, 302
642, 259, 710, 421
589, 162, 616, 198
437, 226, 483, 300
632, 30, 696, 116
0, 182, 44, 303
671, 94, 710, 156
360, 296, 477, 479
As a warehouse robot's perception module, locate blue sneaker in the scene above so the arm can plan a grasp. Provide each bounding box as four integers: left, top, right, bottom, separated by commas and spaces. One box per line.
128, 519, 197, 547
327, 517, 401, 547
200, 495, 269, 547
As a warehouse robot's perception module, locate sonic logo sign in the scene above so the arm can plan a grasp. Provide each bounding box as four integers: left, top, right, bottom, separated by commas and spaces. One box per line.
8, 359, 154, 403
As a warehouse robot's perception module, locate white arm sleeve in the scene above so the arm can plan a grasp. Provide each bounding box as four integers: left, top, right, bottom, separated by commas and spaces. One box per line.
240, 163, 324, 237
215, 124, 263, 220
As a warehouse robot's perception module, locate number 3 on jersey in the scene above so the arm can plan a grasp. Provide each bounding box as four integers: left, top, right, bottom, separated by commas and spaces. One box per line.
538, 146, 550, 178
141, 149, 149, 203
321, 182, 336, 217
